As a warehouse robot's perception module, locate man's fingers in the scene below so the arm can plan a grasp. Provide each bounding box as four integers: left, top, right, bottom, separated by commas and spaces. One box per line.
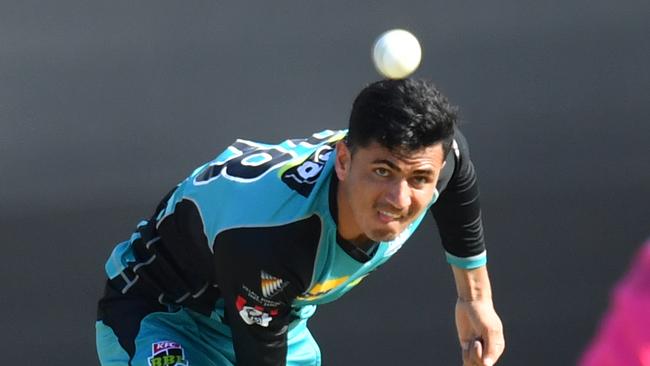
461, 341, 470, 365
471, 340, 483, 364
481, 328, 505, 366
462, 340, 482, 365
462, 339, 491, 366
462, 339, 500, 366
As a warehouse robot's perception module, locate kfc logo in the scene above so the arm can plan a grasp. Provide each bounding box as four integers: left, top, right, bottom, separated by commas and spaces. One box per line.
148, 341, 188, 366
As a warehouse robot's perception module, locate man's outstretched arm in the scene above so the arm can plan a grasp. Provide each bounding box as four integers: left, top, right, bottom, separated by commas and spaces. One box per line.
452, 265, 505, 366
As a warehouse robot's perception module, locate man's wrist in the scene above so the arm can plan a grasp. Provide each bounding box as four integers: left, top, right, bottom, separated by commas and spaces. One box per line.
452, 265, 493, 302
457, 295, 493, 304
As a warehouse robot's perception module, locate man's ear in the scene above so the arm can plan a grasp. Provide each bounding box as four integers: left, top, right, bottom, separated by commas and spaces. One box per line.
335, 141, 351, 181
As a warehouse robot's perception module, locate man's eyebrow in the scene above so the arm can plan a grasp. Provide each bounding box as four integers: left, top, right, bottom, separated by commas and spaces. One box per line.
413, 168, 435, 175
372, 159, 401, 171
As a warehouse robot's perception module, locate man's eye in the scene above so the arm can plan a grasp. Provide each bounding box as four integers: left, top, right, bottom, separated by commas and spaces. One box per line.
411, 177, 429, 186
374, 168, 389, 177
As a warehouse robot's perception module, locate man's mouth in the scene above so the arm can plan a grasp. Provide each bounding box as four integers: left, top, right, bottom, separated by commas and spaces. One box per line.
378, 210, 403, 223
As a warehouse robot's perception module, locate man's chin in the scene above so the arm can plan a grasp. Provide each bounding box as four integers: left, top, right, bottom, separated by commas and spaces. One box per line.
367, 228, 400, 243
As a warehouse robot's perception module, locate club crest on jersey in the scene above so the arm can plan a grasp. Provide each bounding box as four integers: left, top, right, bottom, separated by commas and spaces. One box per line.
281, 145, 333, 197
236, 295, 279, 327
261, 270, 289, 298
147, 341, 188, 366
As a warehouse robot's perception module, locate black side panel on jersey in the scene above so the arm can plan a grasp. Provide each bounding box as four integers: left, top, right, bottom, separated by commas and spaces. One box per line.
98, 197, 221, 359
212, 215, 321, 366
154, 199, 219, 310
430, 128, 486, 258
103, 198, 220, 315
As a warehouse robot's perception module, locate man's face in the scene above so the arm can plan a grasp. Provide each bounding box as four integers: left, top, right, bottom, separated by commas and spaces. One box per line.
335, 140, 446, 243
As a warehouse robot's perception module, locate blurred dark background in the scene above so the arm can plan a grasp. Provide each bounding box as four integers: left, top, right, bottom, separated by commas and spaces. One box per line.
1, 1, 649, 364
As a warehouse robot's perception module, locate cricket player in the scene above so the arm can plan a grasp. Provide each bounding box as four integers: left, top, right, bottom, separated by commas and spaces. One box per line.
96, 78, 505, 366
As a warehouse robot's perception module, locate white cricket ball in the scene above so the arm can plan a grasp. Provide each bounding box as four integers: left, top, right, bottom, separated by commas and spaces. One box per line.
372, 29, 422, 79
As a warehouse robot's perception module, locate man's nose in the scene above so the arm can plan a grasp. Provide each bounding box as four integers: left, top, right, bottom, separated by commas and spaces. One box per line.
385, 179, 411, 210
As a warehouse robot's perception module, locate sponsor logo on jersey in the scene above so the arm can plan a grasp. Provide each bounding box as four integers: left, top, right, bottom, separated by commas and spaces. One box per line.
147, 341, 189, 366
241, 285, 282, 307
346, 274, 368, 289
260, 270, 289, 298
297, 276, 349, 301
236, 295, 279, 327
281, 145, 333, 197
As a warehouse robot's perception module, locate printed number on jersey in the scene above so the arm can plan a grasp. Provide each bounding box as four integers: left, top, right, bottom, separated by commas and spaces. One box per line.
194, 131, 337, 185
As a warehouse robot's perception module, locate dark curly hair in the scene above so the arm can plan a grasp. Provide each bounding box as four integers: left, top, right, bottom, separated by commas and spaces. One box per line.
347, 79, 457, 157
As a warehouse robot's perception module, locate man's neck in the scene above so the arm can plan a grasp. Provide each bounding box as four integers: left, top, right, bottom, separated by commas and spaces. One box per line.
335, 179, 374, 248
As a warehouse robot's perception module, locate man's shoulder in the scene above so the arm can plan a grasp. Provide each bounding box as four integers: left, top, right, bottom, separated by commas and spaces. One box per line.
189, 129, 344, 191
159, 130, 345, 233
